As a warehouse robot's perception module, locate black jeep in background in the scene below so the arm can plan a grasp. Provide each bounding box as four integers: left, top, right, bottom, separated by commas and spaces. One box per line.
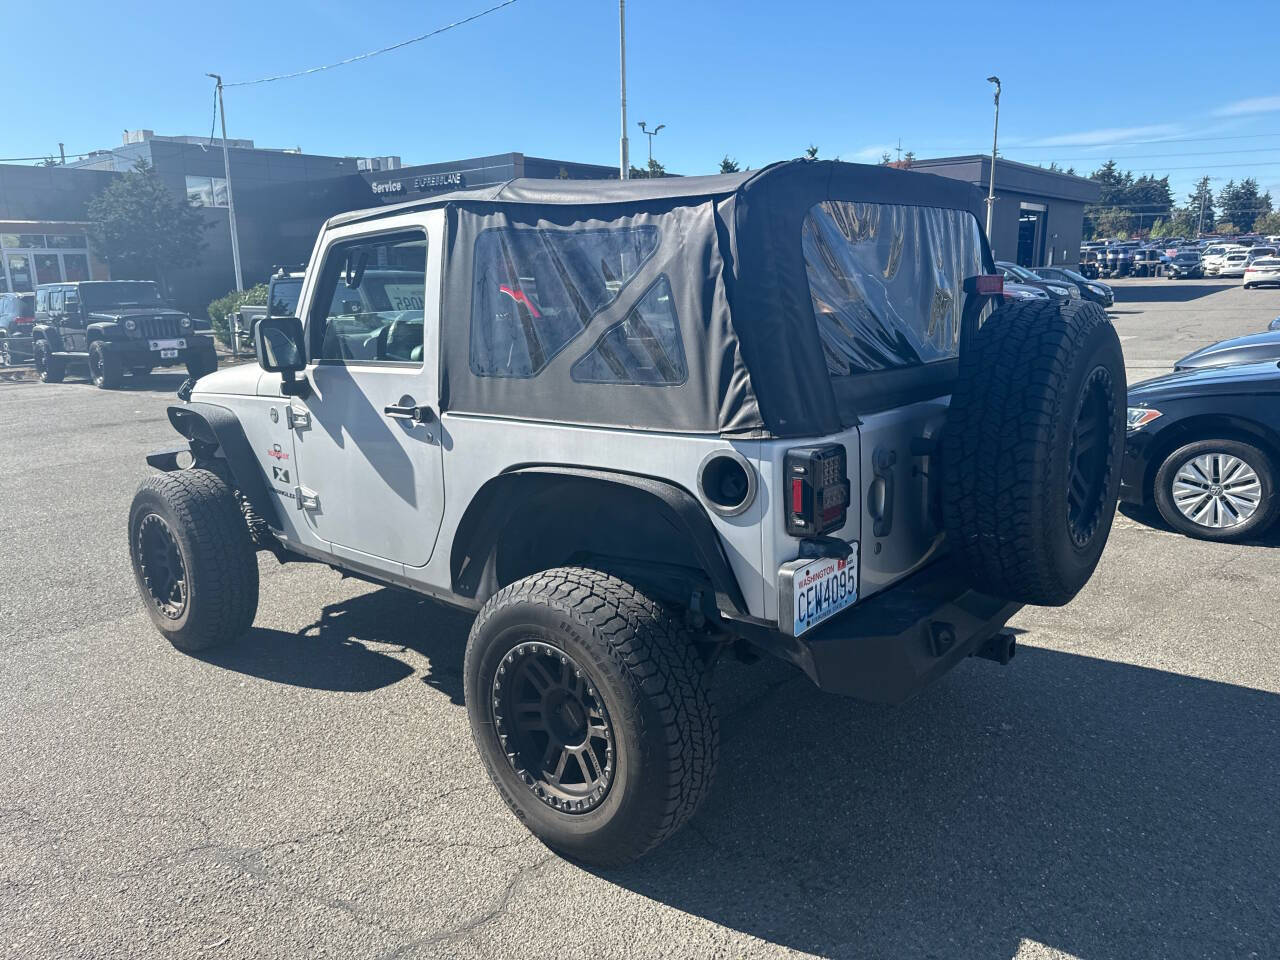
31, 281, 217, 389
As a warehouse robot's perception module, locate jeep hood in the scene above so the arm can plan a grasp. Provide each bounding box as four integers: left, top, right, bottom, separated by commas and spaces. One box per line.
1173, 330, 1280, 370
191, 362, 267, 398
87, 307, 188, 321
1129, 359, 1280, 404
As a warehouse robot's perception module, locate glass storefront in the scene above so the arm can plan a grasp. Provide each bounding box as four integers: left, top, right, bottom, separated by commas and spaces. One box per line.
0, 231, 93, 292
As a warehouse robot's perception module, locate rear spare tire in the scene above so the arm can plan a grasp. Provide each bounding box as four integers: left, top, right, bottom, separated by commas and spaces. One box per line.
942, 298, 1125, 606
128, 468, 259, 652
464, 567, 718, 867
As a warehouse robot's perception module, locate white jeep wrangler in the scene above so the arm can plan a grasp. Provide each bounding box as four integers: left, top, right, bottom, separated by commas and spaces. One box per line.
128, 160, 1125, 865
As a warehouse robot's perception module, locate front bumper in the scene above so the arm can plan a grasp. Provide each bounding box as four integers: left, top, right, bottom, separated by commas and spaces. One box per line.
739, 558, 1021, 704
101, 335, 215, 367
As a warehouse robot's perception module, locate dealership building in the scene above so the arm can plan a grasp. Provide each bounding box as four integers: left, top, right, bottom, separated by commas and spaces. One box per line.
0, 131, 1096, 316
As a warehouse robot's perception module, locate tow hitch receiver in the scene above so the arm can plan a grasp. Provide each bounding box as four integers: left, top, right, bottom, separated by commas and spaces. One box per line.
972, 630, 1017, 665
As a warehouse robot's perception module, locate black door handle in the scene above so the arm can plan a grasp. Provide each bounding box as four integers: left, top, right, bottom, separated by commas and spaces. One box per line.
384, 403, 435, 424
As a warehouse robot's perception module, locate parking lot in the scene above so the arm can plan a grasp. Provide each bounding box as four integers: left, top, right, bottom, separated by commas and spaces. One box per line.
2, 277, 1279, 959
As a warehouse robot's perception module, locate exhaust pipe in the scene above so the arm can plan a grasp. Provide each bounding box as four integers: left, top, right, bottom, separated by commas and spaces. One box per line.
972, 630, 1016, 665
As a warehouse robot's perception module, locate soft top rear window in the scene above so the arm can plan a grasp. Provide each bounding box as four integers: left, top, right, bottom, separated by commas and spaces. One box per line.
802, 201, 985, 375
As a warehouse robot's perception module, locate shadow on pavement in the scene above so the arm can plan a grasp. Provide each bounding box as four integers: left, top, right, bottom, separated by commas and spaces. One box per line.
601, 646, 1280, 959
1118, 501, 1280, 548
1112, 280, 1227, 305
197, 587, 471, 702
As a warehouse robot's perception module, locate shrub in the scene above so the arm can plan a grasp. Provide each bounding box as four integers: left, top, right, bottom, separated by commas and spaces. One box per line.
206, 283, 268, 346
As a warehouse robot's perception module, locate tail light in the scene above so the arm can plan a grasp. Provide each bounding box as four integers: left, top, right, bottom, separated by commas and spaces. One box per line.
13, 317, 32, 328
784, 444, 850, 537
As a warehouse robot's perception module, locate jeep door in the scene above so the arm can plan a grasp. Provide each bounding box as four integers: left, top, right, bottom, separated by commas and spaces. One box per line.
285, 211, 445, 574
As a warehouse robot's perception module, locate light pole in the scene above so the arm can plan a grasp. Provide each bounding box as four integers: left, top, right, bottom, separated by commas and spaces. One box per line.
985, 75, 1001, 244
206, 73, 244, 292
637, 121, 665, 170
619, 1, 630, 180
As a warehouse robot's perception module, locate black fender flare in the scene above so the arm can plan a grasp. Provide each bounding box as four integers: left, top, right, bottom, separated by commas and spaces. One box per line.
164, 402, 282, 529
30, 324, 60, 350
86, 322, 119, 343
450, 465, 749, 617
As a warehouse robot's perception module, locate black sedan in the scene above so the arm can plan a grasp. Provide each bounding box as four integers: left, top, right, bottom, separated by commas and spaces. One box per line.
1164, 251, 1204, 280
1123, 361, 1280, 541
1034, 266, 1114, 307
1174, 330, 1280, 370
994, 262, 1078, 302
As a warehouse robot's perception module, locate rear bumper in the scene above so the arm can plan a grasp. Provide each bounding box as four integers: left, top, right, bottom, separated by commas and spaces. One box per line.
738, 559, 1022, 704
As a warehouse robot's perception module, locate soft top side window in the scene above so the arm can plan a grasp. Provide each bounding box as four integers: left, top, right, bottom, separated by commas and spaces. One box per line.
469, 225, 659, 379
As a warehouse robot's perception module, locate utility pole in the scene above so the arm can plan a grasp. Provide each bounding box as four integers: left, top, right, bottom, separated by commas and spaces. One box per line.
1196, 182, 1208, 238
619, 2, 630, 180
637, 121, 665, 169
58, 143, 66, 165
985, 76, 1001, 243
206, 73, 244, 292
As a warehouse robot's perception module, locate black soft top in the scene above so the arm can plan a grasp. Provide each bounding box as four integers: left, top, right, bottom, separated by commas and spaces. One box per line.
330, 160, 991, 437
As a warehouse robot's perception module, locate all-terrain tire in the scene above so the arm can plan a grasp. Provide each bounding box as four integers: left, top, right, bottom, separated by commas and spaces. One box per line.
942, 298, 1125, 606
1153, 438, 1277, 542
89, 340, 123, 389
128, 468, 259, 652
464, 567, 718, 867
34, 340, 64, 383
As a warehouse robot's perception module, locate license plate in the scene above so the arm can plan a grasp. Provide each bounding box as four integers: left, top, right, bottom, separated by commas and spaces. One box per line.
149, 339, 186, 351
782, 544, 859, 637
160, 349, 178, 359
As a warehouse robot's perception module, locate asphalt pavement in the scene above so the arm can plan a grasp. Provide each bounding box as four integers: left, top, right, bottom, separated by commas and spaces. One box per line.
2, 278, 1279, 959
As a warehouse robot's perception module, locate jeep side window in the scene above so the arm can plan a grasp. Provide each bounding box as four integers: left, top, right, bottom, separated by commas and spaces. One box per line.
309, 231, 427, 365
35, 289, 49, 314
802, 201, 985, 374
570, 275, 687, 386
469, 225, 659, 378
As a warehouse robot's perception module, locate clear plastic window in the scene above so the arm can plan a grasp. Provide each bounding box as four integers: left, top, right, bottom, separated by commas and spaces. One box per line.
470, 226, 659, 378
310, 232, 426, 365
802, 202, 985, 375
571, 275, 686, 386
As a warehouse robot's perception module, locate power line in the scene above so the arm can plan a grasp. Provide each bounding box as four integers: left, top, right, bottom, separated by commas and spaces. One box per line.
1032, 146, 1280, 163
225, 0, 523, 87
0, 150, 96, 163
1000, 131, 1280, 153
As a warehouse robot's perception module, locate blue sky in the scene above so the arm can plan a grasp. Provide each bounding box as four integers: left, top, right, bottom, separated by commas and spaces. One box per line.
5, 0, 1279, 203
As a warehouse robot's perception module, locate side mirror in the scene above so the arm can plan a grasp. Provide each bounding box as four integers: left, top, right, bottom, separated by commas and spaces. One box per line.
255, 315, 306, 373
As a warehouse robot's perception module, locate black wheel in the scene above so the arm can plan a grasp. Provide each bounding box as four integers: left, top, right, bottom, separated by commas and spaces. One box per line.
1153, 439, 1277, 542
131, 365, 153, 378
88, 340, 122, 389
943, 298, 1126, 606
464, 567, 718, 867
34, 340, 64, 383
128, 469, 259, 652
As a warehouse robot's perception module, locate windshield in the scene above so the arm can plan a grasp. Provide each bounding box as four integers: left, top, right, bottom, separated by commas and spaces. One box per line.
1057, 268, 1089, 283
999, 263, 1037, 282
1174, 253, 1200, 262
269, 278, 303, 317
78, 282, 164, 309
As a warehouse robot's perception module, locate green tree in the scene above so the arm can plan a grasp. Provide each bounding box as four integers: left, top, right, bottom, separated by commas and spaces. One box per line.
206, 283, 268, 347
1255, 210, 1280, 235
1128, 174, 1173, 234
628, 158, 667, 179
1217, 178, 1273, 232
719, 155, 740, 174
880, 152, 893, 165
86, 159, 206, 290
1186, 176, 1216, 234
804, 144, 819, 159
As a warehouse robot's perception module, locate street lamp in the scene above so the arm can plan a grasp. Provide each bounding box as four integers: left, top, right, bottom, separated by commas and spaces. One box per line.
985, 75, 1001, 243
619, 1, 629, 180
637, 121, 665, 169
